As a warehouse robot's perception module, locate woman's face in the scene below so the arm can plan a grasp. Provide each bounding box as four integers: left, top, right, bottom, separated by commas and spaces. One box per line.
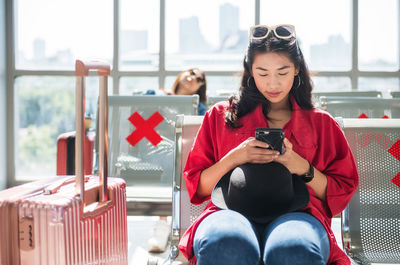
176, 69, 204, 95
251, 52, 298, 106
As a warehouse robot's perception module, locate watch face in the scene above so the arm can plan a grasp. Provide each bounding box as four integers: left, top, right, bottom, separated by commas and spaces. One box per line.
303, 163, 314, 183
303, 174, 313, 183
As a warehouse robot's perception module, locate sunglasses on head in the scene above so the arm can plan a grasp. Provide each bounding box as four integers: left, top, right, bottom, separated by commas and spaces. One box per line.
189, 69, 205, 83
249, 24, 296, 40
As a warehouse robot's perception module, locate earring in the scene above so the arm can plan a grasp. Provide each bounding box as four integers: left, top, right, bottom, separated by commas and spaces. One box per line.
247, 76, 253, 88
295, 75, 301, 89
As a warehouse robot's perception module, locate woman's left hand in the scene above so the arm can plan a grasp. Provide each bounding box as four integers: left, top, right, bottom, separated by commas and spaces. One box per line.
274, 138, 310, 176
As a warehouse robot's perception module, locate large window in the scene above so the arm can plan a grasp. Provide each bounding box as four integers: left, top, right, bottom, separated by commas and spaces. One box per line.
15, 0, 113, 70
359, 0, 399, 71
7, 0, 400, 184
260, 0, 352, 72
165, 0, 254, 71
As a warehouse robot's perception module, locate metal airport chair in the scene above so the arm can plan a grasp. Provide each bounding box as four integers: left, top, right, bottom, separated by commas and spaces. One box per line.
337, 118, 400, 265
107, 95, 199, 215
391, 91, 400, 98
319, 96, 400, 118
312, 91, 382, 106
149, 115, 206, 265
206, 95, 229, 110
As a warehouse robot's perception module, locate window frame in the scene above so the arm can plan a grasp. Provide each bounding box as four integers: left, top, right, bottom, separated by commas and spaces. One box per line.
5, 0, 400, 187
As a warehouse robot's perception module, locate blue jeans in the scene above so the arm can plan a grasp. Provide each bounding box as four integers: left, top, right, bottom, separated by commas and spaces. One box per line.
193, 210, 330, 265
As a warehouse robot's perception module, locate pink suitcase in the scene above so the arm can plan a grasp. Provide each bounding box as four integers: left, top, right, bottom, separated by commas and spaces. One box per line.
0, 60, 128, 265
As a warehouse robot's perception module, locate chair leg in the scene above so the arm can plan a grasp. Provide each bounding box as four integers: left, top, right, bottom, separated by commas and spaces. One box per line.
147, 245, 179, 265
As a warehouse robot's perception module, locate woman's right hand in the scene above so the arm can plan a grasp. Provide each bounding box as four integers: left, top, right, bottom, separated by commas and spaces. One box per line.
225, 137, 280, 168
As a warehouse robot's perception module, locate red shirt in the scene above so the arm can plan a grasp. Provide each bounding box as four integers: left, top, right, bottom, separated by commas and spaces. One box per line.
179, 96, 359, 265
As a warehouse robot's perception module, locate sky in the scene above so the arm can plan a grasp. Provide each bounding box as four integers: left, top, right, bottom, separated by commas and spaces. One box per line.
16, 0, 399, 64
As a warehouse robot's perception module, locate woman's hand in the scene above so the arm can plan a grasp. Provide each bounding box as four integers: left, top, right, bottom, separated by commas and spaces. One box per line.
225, 137, 280, 168
274, 138, 310, 175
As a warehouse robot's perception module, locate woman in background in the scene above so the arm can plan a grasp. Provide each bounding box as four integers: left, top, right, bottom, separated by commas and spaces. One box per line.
162, 68, 207, 115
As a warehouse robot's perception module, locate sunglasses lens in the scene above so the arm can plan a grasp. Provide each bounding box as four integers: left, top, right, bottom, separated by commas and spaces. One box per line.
275, 25, 293, 38
252, 26, 269, 38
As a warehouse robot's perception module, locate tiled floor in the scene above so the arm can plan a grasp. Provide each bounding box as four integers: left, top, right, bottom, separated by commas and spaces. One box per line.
127, 216, 169, 265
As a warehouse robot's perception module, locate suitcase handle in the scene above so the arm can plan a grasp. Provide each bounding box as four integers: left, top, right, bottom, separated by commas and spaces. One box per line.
75, 60, 111, 76
75, 60, 110, 202
44, 176, 90, 195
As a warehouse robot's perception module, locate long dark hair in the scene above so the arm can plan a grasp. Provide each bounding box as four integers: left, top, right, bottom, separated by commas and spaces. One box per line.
225, 32, 314, 128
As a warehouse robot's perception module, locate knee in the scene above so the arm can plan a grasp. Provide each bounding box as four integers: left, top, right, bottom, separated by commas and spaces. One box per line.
196, 225, 259, 257
264, 239, 326, 265
193, 211, 260, 265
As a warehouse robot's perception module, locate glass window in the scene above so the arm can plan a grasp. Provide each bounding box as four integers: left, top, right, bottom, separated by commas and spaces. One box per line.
14, 76, 112, 180
260, 0, 352, 71
312, 77, 351, 92
119, 77, 159, 95
119, 0, 159, 71
359, 0, 399, 71
165, 0, 254, 71
358, 77, 399, 98
15, 0, 113, 70
205, 75, 241, 96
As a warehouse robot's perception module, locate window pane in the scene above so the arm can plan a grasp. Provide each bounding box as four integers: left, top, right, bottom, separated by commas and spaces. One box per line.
166, 0, 254, 71
312, 77, 351, 91
359, 0, 399, 71
206, 75, 241, 96
260, 0, 351, 71
119, 77, 159, 95
358, 77, 399, 98
14, 76, 112, 180
15, 0, 113, 70
119, 0, 159, 71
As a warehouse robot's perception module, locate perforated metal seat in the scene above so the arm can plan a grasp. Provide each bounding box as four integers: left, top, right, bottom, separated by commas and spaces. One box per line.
338, 118, 400, 265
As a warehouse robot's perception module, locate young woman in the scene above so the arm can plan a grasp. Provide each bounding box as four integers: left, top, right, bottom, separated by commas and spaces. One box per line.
179, 25, 359, 265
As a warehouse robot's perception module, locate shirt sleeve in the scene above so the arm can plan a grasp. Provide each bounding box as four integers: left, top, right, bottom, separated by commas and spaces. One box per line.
183, 109, 218, 204
317, 116, 359, 217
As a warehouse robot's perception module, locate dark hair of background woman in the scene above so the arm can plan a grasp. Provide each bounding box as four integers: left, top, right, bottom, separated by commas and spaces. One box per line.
171, 68, 207, 104
225, 34, 314, 128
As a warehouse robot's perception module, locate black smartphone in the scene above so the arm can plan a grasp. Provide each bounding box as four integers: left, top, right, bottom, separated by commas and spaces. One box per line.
255, 128, 285, 154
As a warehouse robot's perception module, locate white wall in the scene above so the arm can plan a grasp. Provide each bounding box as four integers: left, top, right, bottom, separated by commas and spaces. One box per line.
0, 0, 6, 189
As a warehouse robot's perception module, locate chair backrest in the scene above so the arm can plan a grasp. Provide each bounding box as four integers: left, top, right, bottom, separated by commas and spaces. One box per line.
319, 96, 400, 118
338, 118, 400, 264
206, 96, 229, 110
173, 115, 207, 244
313, 90, 382, 101
107, 95, 199, 188
391, 91, 400, 98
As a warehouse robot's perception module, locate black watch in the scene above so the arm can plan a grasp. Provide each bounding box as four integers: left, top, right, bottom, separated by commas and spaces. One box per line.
301, 161, 314, 183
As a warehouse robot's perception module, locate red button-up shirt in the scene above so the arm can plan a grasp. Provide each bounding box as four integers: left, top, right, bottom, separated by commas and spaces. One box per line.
179, 96, 359, 265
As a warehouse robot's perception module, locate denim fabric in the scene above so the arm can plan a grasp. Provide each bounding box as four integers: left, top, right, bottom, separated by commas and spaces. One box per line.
193, 210, 330, 265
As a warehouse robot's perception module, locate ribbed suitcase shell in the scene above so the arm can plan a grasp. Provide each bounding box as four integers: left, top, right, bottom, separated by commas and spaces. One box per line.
0, 60, 128, 265
0, 176, 128, 265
